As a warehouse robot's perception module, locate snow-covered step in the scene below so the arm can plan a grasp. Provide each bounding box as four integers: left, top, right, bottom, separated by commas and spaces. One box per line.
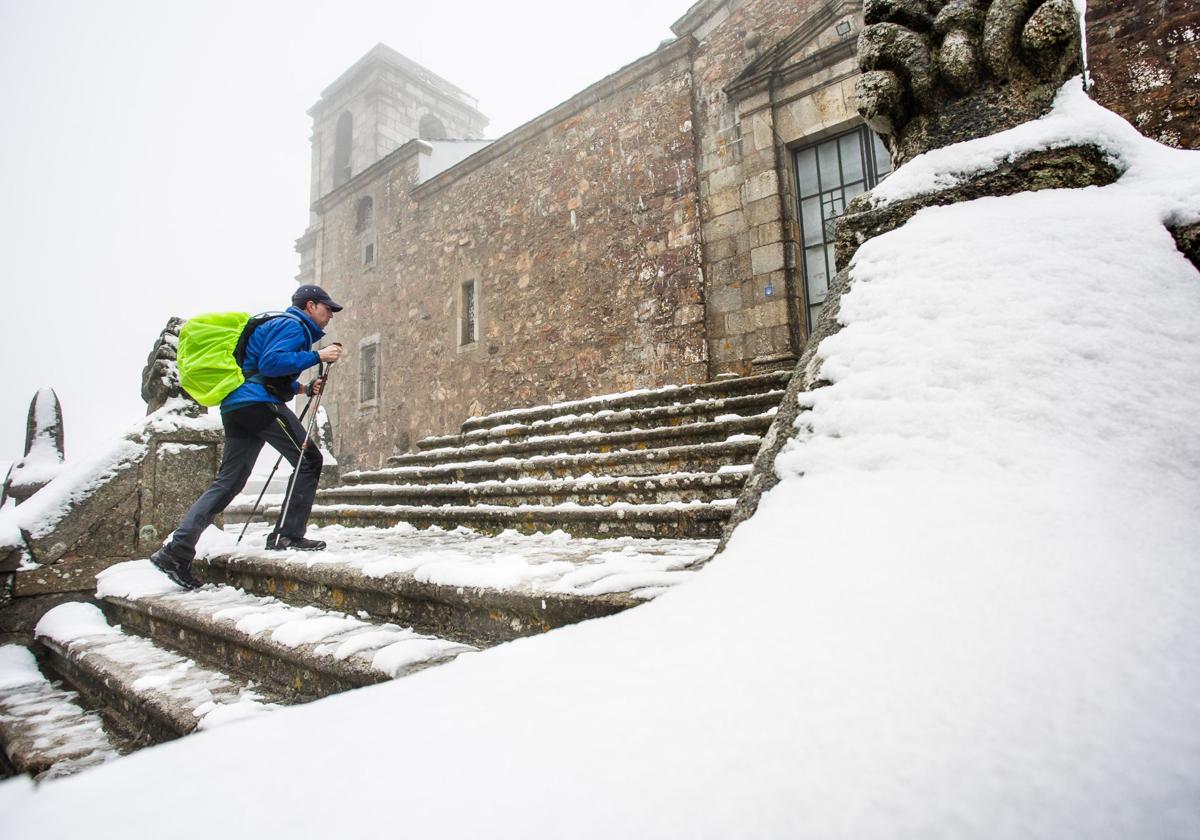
459, 371, 791, 434
33, 602, 284, 746
387, 415, 770, 468
198, 526, 713, 646
0, 645, 122, 780
418, 390, 786, 452
313, 471, 748, 510
95, 561, 474, 700
301, 499, 734, 540
345, 440, 761, 486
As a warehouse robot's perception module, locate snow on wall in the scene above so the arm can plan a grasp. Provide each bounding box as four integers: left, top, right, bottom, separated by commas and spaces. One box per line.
0, 399, 219, 549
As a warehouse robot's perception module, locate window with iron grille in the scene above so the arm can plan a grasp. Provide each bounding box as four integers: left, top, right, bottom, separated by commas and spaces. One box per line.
794, 126, 892, 332
359, 338, 378, 405
460, 280, 477, 346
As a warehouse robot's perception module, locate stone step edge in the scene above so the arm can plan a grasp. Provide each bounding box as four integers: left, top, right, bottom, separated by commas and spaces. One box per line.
100, 590, 470, 700
299, 471, 750, 507
419, 390, 787, 451
196, 553, 644, 646
460, 371, 791, 433
101, 594, 394, 696
389, 414, 771, 466
295, 500, 737, 522
345, 441, 761, 485
0, 647, 123, 779
36, 630, 274, 744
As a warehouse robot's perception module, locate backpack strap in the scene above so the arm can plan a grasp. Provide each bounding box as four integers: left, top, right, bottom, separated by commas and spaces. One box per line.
239, 311, 313, 401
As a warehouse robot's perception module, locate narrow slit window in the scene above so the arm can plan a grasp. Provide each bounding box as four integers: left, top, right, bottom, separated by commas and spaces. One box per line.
460, 280, 477, 346
359, 341, 378, 404
363, 242, 375, 266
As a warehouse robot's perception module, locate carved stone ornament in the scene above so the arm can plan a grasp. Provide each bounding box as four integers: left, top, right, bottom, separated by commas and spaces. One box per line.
855, 0, 1084, 164
141, 317, 202, 415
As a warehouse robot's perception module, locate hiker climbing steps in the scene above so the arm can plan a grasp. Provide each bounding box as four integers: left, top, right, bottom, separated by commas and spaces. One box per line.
1, 371, 786, 778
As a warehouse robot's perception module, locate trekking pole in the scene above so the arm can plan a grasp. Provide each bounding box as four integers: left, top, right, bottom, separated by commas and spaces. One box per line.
272, 351, 339, 541
235, 358, 333, 545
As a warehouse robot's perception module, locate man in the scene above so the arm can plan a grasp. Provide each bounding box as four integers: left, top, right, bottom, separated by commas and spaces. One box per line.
151, 285, 345, 589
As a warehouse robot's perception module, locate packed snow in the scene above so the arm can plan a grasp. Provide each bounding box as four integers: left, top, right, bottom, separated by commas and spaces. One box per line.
202, 522, 713, 600
34, 603, 278, 733
0, 82, 1197, 838
0, 646, 120, 780
95, 560, 474, 678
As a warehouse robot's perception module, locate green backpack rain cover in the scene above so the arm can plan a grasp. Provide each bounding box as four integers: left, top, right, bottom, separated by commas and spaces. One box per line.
177, 312, 252, 407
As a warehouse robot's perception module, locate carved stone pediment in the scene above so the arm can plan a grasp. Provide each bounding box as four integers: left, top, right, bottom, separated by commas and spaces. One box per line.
727, 0, 864, 101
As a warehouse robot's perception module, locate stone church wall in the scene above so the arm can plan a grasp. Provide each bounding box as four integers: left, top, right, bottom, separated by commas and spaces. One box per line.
1086, 0, 1199, 150
685, 0, 865, 375
317, 42, 705, 468
304, 0, 1197, 469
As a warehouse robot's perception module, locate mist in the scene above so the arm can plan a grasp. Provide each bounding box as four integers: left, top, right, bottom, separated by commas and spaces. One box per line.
0, 0, 690, 468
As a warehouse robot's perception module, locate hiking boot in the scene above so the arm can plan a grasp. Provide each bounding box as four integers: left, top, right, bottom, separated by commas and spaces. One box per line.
265, 533, 326, 552
149, 545, 201, 590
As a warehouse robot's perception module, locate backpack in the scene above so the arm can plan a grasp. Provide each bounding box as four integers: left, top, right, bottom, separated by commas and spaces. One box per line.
177, 311, 302, 406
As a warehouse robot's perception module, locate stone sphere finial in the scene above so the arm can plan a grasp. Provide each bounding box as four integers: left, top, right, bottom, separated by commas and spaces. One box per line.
855, 0, 1084, 165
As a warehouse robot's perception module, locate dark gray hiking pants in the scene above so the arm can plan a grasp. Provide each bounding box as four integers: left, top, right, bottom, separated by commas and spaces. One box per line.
169, 401, 322, 559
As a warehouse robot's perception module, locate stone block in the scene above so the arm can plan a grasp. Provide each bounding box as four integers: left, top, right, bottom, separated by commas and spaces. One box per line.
673, 304, 706, 326
748, 112, 775, 152
724, 310, 751, 336
751, 242, 786, 276
702, 237, 738, 264
752, 300, 790, 331
702, 209, 745, 243
706, 164, 746, 195
743, 196, 781, 228
740, 170, 779, 204
708, 282, 743, 314
709, 335, 744, 364
752, 222, 784, 249
707, 187, 742, 218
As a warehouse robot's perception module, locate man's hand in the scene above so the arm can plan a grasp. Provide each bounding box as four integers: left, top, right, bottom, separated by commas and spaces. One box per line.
305, 379, 324, 397
318, 343, 343, 363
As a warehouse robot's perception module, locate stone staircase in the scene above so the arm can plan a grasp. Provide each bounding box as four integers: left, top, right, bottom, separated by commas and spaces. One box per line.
0, 372, 787, 780
234, 370, 789, 540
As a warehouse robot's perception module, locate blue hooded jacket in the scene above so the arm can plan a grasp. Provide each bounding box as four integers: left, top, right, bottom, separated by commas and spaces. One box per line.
220, 306, 325, 413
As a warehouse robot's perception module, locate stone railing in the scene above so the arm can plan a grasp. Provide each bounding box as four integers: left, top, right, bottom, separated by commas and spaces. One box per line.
0, 320, 220, 634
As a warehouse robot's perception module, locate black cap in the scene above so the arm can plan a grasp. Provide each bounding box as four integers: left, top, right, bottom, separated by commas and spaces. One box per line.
292, 284, 344, 312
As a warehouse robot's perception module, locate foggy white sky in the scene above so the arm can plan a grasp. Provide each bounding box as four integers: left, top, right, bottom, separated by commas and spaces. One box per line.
0, 0, 694, 468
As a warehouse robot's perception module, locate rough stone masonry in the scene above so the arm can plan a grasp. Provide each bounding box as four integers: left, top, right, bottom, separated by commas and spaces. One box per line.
296, 0, 1198, 470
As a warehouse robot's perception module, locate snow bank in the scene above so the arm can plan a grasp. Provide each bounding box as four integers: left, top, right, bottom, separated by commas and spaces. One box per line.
0, 84, 1197, 839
